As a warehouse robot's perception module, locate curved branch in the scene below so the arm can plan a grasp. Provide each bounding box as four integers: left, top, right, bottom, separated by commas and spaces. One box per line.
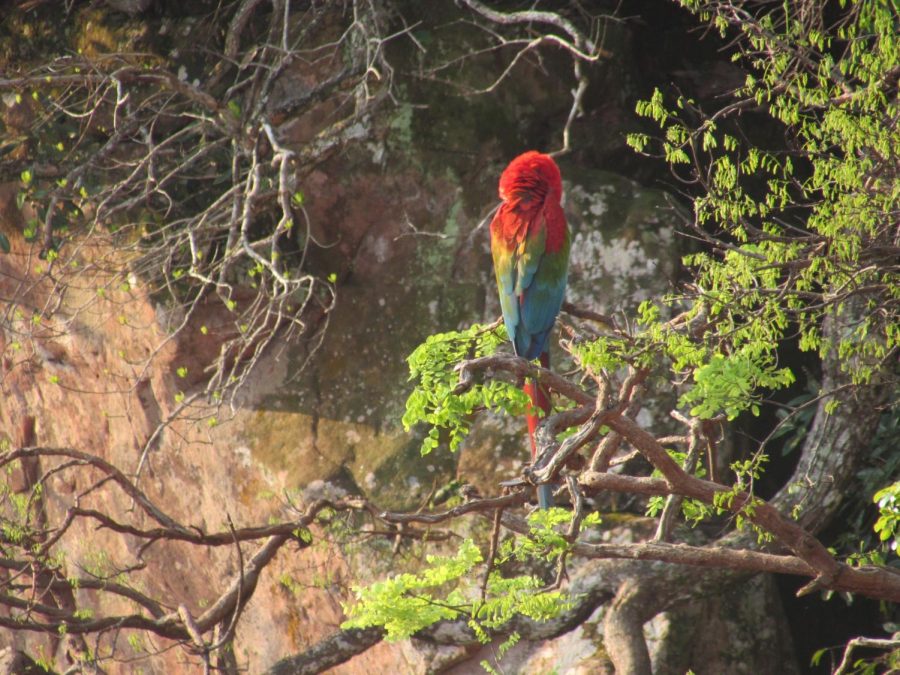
458, 0, 599, 56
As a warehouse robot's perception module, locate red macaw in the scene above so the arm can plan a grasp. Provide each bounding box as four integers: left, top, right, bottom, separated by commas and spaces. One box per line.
489, 151, 570, 508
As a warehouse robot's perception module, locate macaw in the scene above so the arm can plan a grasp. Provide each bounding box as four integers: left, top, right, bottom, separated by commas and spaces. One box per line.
489, 151, 570, 508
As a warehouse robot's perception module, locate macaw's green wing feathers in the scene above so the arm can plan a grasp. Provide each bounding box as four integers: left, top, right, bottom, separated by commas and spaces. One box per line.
514, 222, 546, 295
491, 231, 522, 351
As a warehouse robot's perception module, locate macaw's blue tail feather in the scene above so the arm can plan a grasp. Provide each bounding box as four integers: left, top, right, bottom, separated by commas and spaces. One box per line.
536, 484, 554, 510
513, 325, 553, 362
524, 351, 553, 509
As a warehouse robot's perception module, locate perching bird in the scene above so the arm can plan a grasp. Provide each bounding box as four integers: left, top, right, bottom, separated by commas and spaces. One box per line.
489, 151, 570, 508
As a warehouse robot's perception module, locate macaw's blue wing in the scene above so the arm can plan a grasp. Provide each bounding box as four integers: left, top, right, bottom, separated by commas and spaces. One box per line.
491, 204, 570, 361
518, 248, 569, 359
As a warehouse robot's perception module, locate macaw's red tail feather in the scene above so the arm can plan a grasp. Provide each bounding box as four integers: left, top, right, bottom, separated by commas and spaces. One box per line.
523, 380, 551, 456
524, 351, 553, 508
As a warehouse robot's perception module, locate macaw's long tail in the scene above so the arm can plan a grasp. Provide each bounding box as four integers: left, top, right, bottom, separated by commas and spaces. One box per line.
524, 351, 553, 509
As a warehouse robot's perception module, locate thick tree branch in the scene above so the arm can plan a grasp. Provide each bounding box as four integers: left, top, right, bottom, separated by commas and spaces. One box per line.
265, 627, 386, 675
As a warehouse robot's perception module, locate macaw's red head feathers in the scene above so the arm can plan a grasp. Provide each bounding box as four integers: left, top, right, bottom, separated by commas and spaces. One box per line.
498, 151, 563, 206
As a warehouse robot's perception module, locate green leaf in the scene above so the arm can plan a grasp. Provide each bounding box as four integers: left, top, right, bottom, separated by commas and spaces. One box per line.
402, 323, 526, 455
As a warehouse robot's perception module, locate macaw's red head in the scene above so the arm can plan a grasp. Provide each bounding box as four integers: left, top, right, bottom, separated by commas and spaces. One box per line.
498, 151, 563, 206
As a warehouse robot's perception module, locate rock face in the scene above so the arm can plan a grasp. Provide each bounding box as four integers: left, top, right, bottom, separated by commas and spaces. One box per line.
255, 160, 476, 510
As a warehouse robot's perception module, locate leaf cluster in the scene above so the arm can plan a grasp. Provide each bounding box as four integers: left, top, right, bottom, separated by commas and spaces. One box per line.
874, 482, 900, 557
341, 536, 572, 643
628, 0, 899, 400
403, 323, 529, 455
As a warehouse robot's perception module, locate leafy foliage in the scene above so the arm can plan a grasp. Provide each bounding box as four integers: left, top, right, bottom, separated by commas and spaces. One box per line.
622, 2, 900, 664
342, 508, 602, 650
502, 508, 601, 564
627, 0, 899, 396
874, 482, 900, 557
342, 539, 483, 640
341, 537, 572, 642
681, 352, 794, 420
403, 323, 529, 455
